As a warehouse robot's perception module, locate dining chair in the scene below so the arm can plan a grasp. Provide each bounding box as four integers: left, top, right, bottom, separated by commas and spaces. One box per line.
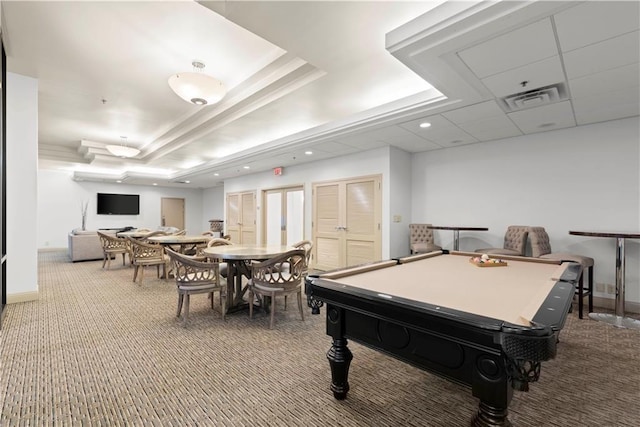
165, 248, 226, 326
198, 237, 233, 277
140, 230, 169, 240
127, 237, 170, 285
475, 225, 529, 256
409, 224, 442, 254
97, 231, 130, 269
528, 226, 594, 319
292, 240, 313, 275
247, 248, 306, 329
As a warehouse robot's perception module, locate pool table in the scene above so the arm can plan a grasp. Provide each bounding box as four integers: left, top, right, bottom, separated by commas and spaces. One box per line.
305, 251, 580, 427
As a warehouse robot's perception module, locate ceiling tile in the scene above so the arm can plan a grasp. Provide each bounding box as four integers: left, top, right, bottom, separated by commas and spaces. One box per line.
399, 114, 454, 135
391, 137, 442, 153
441, 101, 504, 124
507, 101, 576, 134
569, 63, 640, 98
456, 116, 523, 142
458, 18, 557, 79
572, 89, 640, 126
418, 126, 478, 146
480, 56, 565, 98
306, 141, 359, 155
555, 1, 640, 52
563, 31, 640, 80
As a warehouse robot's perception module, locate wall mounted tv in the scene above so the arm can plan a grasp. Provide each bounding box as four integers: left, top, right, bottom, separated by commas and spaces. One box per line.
97, 193, 140, 215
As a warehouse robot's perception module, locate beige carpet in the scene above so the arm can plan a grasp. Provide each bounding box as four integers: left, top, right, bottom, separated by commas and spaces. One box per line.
1, 250, 639, 426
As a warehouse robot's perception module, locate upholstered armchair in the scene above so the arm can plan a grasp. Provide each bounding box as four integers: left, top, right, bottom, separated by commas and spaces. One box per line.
529, 226, 593, 319
409, 224, 442, 254
475, 225, 529, 256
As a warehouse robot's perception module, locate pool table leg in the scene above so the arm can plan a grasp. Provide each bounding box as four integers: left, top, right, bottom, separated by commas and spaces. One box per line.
471, 402, 512, 427
326, 338, 353, 399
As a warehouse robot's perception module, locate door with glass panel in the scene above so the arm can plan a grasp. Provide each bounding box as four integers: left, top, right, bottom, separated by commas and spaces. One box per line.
263, 186, 304, 247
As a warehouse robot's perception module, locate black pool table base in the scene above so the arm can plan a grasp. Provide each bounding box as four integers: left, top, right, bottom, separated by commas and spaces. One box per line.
327, 337, 515, 427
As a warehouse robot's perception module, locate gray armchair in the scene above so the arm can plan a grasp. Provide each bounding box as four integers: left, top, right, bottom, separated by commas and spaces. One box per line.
409, 224, 442, 254
529, 226, 593, 319
475, 225, 529, 256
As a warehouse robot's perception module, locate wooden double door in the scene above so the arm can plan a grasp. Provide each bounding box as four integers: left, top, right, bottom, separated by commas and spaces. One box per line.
226, 191, 256, 244
312, 175, 381, 271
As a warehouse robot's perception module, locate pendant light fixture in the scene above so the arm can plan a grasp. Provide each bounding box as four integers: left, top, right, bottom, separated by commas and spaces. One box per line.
168, 61, 226, 106
106, 136, 140, 158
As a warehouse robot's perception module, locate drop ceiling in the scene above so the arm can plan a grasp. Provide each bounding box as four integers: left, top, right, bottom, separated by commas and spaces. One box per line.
2, 1, 638, 188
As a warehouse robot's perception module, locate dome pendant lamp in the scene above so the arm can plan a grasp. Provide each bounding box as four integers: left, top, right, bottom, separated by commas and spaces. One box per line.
106, 136, 140, 158
168, 61, 226, 106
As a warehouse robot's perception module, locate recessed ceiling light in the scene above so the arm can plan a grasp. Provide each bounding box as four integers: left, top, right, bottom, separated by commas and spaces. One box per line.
185, 180, 190, 184
419, 122, 431, 129
116, 180, 122, 183
243, 166, 250, 169
214, 173, 219, 176
539, 122, 556, 128
305, 151, 313, 155
153, 183, 157, 186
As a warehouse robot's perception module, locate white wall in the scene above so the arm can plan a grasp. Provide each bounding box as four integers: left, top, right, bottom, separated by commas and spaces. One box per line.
38, 170, 206, 248
412, 117, 640, 304
224, 147, 393, 258
202, 185, 225, 230
7, 73, 39, 297
389, 146, 413, 258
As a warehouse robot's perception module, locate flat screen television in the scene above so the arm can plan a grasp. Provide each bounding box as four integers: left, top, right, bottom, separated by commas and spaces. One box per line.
97, 193, 139, 215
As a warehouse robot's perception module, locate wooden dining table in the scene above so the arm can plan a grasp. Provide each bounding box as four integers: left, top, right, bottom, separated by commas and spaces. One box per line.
202, 244, 292, 312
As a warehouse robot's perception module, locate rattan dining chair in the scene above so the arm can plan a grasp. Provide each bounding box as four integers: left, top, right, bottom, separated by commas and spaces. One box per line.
247, 248, 306, 329
165, 248, 226, 326
97, 231, 130, 269
127, 237, 170, 285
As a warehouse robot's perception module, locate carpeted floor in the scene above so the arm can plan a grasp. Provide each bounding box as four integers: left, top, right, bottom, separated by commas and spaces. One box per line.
1, 250, 639, 426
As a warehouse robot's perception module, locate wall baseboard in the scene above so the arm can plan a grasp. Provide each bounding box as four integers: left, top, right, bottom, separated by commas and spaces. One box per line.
593, 296, 639, 314
7, 291, 39, 304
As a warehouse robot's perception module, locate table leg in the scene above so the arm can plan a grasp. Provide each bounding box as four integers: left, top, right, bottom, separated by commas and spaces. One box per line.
453, 230, 460, 251
588, 237, 640, 329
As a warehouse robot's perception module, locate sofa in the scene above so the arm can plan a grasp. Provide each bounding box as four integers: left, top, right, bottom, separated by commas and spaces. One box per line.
68, 229, 116, 262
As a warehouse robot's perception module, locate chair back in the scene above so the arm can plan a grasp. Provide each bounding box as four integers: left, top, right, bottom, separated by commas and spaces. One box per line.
97, 231, 128, 251
173, 229, 187, 236
165, 248, 222, 285
141, 230, 169, 240
409, 224, 436, 245
528, 226, 552, 258
208, 238, 234, 247
502, 226, 529, 256
128, 237, 165, 263
251, 249, 306, 291
292, 240, 313, 272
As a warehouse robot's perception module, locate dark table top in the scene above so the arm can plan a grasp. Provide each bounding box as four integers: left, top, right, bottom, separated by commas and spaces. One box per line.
427, 226, 489, 231
569, 230, 640, 239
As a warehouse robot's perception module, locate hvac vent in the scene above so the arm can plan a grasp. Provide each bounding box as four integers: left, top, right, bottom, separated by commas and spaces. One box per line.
500, 83, 567, 112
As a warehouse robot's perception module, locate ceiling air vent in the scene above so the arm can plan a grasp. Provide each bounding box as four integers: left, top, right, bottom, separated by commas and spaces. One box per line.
500, 83, 567, 112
